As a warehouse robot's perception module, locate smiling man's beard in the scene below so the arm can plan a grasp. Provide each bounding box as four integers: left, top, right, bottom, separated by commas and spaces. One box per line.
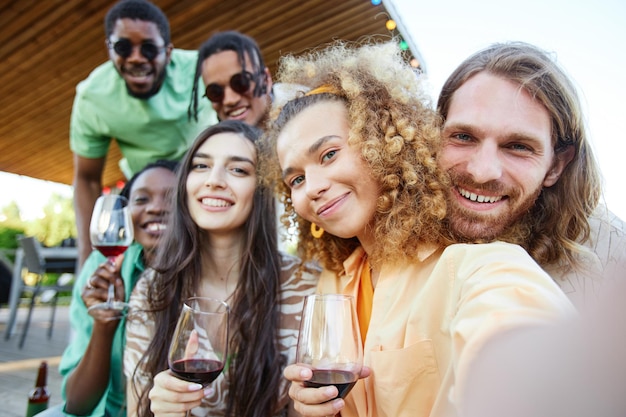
446, 171, 542, 242
126, 69, 167, 100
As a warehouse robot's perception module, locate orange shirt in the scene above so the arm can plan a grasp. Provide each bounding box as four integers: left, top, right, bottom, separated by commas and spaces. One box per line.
316, 242, 575, 417
357, 257, 373, 342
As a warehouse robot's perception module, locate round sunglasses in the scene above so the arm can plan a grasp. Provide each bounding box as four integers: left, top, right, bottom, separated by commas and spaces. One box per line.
204, 71, 259, 103
107, 38, 165, 61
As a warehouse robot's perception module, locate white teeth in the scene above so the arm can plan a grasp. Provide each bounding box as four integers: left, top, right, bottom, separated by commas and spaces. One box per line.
146, 223, 166, 231
127, 69, 150, 77
229, 107, 246, 117
458, 187, 502, 203
202, 198, 232, 207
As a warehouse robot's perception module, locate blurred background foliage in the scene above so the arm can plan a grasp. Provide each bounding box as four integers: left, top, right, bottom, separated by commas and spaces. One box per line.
0, 193, 76, 253
0, 193, 77, 303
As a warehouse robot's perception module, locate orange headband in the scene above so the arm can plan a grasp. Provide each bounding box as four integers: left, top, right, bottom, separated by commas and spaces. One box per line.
305, 84, 340, 96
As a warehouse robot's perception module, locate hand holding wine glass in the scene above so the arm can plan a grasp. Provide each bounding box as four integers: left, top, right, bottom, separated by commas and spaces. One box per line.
168, 297, 229, 415
88, 194, 134, 319
296, 294, 363, 401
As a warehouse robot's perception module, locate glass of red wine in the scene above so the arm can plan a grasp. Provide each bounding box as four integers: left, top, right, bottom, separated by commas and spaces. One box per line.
296, 294, 363, 400
168, 297, 229, 413
88, 194, 134, 319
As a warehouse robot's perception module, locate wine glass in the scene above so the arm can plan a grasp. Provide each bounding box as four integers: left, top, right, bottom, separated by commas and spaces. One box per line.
88, 194, 134, 317
296, 294, 363, 400
168, 297, 229, 405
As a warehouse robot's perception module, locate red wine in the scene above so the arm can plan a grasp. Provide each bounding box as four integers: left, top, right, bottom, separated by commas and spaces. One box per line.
170, 358, 224, 386
303, 369, 358, 399
94, 245, 128, 258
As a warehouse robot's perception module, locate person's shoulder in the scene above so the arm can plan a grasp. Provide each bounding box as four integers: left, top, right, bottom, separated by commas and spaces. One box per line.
588, 205, 626, 236
584, 205, 626, 259
439, 241, 546, 280
279, 252, 321, 286
442, 241, 529, 258
170, 48, 198, 60
76, 61, 120, 94
132, 267, 155, 294
168, 48, 199, 70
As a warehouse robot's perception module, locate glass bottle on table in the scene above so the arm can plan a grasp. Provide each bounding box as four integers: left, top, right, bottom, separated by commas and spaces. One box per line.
26, 361, 49, 417
88, 194, 134, 319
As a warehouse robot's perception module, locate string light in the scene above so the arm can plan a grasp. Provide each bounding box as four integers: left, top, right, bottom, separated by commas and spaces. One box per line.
370, 0, 421, 70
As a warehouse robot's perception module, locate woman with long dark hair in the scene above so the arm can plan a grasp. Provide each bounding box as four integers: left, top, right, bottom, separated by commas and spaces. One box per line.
124, 120, 318, 417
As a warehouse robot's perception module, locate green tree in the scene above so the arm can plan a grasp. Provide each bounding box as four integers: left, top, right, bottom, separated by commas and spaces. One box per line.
0, 201, 24, 228
24, 193, 76, 246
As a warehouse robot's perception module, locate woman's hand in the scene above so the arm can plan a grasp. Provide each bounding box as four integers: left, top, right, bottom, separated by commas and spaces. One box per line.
82, 254, 125, 322
149, 370, 212, 416
283, 365, 371, 417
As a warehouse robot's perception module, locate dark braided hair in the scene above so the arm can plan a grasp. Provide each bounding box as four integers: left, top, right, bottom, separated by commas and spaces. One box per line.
188, 31, 268, 121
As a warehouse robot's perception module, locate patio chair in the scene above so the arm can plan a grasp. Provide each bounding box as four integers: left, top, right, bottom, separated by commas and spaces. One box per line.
17, 236, 75, 349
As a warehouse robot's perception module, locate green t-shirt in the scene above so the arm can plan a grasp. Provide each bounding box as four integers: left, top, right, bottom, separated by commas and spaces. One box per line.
58, 242, 144, 416
70, 49, 217, 178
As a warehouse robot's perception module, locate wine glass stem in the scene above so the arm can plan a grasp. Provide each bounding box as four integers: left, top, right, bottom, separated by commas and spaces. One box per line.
106, 256, 117, 305
106, 283, 116, 306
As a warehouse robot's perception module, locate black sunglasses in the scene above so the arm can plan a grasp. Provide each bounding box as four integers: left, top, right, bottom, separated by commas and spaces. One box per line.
108, 38, 165, 61
204, 71, 257, 103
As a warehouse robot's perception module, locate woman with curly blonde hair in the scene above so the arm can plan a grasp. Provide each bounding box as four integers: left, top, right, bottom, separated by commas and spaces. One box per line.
261, 41, 575, 417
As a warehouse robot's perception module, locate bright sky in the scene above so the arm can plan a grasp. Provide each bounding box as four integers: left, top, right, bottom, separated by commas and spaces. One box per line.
0, 172, 73, 220
388, 0, 626, 220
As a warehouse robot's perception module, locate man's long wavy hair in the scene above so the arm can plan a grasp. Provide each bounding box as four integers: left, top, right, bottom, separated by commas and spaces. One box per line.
260, 41, 453, 272
133, 120, 285, 417
437, 42, 601, 269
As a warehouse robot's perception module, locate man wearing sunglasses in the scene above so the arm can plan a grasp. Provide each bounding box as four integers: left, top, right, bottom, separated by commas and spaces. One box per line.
189, 31, 273, 128
70, 0, 216, 268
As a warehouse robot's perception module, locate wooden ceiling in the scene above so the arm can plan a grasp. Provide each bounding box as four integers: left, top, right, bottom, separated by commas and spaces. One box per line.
0, 0, 396, 187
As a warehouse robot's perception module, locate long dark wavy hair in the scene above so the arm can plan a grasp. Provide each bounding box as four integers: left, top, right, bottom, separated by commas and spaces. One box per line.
133, 120, 284, 417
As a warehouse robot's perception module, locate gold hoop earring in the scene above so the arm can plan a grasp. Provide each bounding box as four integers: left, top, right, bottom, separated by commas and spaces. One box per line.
311, 222, 324, 239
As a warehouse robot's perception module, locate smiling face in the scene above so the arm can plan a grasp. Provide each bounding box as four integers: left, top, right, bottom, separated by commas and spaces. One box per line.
128, 166, 177, 261
277, 100, 379, 247
439, 72, 569, 240
200, 50, 271, 126
186, 132, 257, 236
108, 18, 172, 99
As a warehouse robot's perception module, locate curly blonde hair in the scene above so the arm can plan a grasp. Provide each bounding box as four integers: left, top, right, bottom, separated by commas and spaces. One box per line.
260, 41, 452, 272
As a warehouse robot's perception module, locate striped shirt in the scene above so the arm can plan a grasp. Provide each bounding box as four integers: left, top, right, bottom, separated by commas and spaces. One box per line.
124, 253, 319, 416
